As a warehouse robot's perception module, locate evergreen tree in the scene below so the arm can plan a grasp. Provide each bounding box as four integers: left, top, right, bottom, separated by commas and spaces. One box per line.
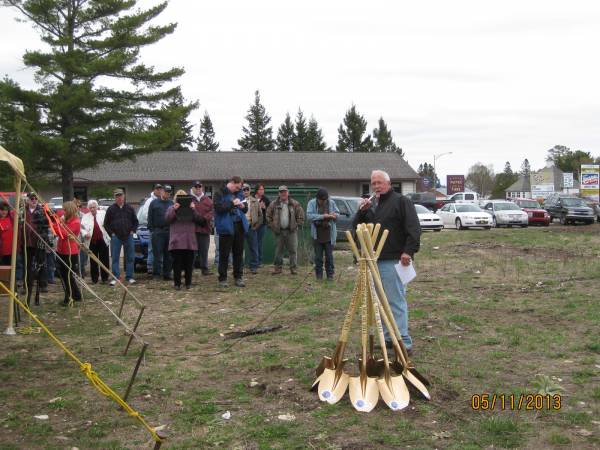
372, 117, 402, 155
292, 109, 308, 152
417, 162, 438, 188
157, 89, 197, 151
0, 0, 190, 199
336, 105, 373, 152
491, 161, 519, 199
196, 111, 220, 152
237, 90, 274, 151
305, 116, 329, 151
275, 113, 295, 152
520, 158, 531, 177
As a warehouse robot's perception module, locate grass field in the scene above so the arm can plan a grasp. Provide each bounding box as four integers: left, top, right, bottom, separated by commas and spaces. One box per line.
1, 223, 600, 449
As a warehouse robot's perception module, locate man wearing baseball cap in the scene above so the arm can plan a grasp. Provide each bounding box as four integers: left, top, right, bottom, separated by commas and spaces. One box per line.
139, 183, 165, 275
266, 186, 305, 275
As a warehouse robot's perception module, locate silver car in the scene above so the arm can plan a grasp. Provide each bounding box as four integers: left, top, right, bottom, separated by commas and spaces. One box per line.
482, 201, 529, 228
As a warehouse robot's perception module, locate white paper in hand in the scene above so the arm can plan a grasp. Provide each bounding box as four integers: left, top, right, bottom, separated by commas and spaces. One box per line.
394, 262, 416, 285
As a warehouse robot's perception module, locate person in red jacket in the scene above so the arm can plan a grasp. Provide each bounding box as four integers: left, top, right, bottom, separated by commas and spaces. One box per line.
0, 202, 14, 265
56, 201, 82, 305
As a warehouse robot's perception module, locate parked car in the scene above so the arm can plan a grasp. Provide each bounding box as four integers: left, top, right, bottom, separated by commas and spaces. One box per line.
133, 225, 150, 271
481, 200, 529, 228
331, 196, 361, 241
585, 200, 600, 223
414, 204, 443, 231
97, 198, 113, 210
513, 198, 551, 226
405, 192, 446, 212
437, 203, 492, 230
543, 194, 595, 225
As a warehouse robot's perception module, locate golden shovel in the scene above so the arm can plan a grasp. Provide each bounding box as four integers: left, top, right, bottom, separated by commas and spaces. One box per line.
316, 281, 361, 404
348, 241, 379, 412
312, 280, 361, 391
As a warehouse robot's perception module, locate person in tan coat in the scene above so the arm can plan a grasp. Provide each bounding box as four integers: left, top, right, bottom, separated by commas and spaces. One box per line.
266, 186, 305, 274
243, 183, 262, 274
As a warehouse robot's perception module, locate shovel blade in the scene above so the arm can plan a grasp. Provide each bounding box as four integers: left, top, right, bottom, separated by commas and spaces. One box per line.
312, 357, 336, 391
404, 369, 431, 400
377, 375, 410, 411
318, 367, 350, 404
349, 376, 379, 412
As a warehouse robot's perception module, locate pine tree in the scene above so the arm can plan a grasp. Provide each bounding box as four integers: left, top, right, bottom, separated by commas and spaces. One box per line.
305, 116, 329, 151
196, 111, 220, 152
372, 117, 402, 155
237, 90, 274, 151
0, 0, 191, 199
157, 89, 197, 151
292, 109, 308, 152
275, 113, 295, 152
491, 161, 519, 198
520, 158, 531, 176
336, 105, 373, 152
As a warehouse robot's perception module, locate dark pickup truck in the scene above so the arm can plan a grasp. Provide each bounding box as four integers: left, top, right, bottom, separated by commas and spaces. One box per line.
404, 192, 446, 212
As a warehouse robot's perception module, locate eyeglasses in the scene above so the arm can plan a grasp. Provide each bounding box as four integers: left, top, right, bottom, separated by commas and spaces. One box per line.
243, 188, 250, 191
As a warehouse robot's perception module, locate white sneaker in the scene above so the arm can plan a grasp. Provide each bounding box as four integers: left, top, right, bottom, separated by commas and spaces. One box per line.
109, 280, 117, 287
128, 279, 136, 285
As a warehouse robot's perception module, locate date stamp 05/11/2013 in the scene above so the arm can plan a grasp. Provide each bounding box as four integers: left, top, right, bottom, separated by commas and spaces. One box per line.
471, 393, 562, 411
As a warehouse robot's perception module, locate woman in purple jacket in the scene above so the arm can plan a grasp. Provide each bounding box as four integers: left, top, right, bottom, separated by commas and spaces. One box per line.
166, 190, 203, 290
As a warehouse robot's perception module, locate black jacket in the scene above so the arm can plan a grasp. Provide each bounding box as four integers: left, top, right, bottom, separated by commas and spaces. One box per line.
147, 198, 173, 231
104, 203, 138, 241
352, 190, 421, 259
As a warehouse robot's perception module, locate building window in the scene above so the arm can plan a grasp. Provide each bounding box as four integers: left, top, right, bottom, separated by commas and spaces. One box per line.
392, 183, 402, 194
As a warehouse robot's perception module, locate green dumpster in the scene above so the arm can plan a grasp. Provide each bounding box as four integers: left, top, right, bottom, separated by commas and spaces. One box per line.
245, 186, 319, 266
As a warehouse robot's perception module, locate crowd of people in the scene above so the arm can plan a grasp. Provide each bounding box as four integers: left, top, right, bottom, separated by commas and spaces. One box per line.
0, 170, 421, 353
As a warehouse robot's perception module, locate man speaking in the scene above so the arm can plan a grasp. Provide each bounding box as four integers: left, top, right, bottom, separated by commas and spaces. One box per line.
352, 170, 421, 354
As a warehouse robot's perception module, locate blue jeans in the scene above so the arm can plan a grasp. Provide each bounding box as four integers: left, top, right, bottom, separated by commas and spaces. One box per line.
313, 240, 334, 278
151, 230, 171, 277
46, 252, 56, 282
146, 231, 153, 272
377, 260, 412, 350
110, 235, 134, 280
245, 228, 259, 270
79, 248, 88, 277
255, 224, 267, 266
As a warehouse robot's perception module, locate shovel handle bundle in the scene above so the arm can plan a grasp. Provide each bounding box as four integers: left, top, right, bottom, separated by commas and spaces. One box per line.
314, 223, 430, 412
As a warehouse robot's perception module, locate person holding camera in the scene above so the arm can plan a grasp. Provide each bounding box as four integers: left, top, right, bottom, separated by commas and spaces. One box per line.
213, 176, 248, 288
166, 190, 203, 290
307, 188, 340, 280
55, 201, 82, 305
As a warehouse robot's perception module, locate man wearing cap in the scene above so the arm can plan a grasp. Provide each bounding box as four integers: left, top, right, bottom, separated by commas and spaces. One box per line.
242, 183, 262, 274
103, 189, 139, 285
352, 169, 421, 354
266, 186, 305, 275
213, 176, 248, 288
190, 181, 214, 275
23, 192, 50, 293
307, 188, 340, 280
147, 185, 174, 280
139, 183, 165, 274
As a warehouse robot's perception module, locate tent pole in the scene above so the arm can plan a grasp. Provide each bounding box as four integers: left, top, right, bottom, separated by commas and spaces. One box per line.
5, 176, 21, 335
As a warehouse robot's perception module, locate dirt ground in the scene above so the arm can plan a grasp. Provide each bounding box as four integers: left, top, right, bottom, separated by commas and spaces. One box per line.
1, 223, 599, 449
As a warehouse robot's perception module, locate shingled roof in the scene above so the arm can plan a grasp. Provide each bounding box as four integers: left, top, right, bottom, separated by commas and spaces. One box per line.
74, 151, 419, 183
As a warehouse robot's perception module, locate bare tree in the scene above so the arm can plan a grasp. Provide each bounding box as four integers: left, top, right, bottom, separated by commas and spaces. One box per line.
466, 163, 495, 197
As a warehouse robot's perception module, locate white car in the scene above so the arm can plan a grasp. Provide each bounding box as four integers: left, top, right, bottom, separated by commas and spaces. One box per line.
414, 204, 443, 231
437, 203, 493, 230
481, 201, 529, 228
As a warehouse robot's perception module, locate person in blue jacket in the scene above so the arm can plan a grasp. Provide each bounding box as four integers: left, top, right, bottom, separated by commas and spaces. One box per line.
213, 176, 249, 288
307, 188, 340, 280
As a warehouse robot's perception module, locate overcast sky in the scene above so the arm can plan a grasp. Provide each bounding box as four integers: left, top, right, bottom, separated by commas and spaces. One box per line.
2, 0, 600, 182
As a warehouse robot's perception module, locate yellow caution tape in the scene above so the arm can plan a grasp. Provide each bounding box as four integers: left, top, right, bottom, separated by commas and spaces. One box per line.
0, 282, 162, 443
